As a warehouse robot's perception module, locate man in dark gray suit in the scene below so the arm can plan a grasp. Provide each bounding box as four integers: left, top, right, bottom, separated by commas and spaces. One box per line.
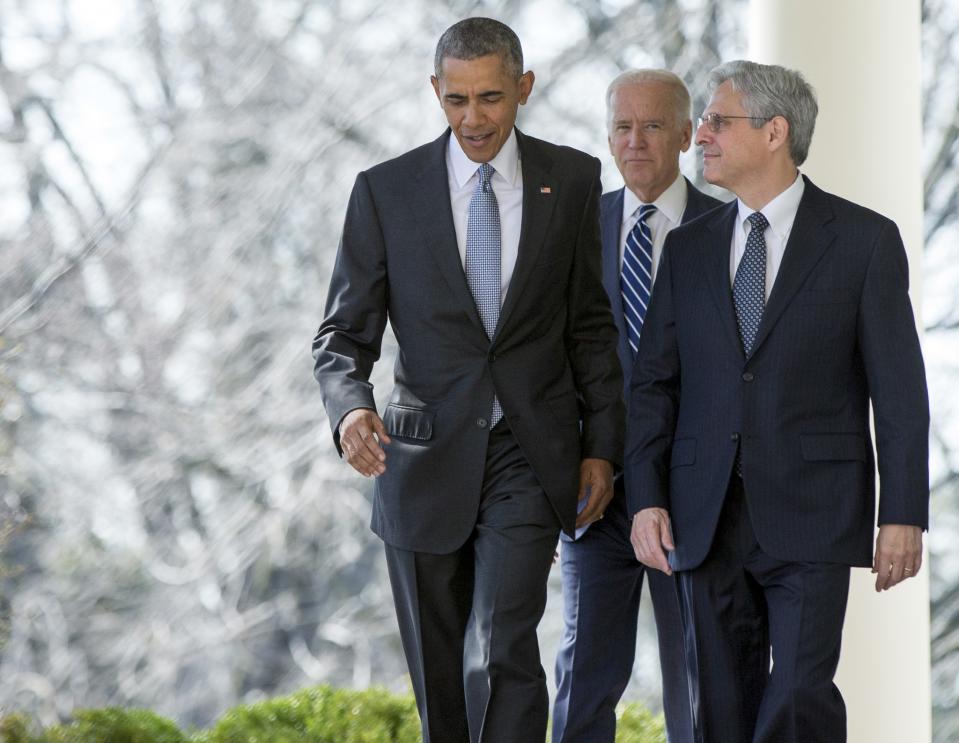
552, 69, 720, 743
312, 18, 623, 743
627, 60, 929, 742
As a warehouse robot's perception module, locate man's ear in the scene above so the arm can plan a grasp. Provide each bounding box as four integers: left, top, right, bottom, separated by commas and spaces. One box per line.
679, 119, 693, 152
768, 115, 790, 154
518, 70, 535, 105
430, 75, 442, 105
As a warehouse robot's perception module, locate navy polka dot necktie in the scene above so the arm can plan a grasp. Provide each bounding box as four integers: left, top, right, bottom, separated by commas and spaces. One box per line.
465, 162, 502, 426
733, 211, 769, 357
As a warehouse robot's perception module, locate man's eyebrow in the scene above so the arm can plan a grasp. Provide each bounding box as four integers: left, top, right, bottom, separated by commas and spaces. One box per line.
444, 89, 505, 100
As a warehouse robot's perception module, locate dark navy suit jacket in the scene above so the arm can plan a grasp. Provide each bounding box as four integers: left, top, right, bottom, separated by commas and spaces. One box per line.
626, 175, 929, 570
601, 179, 722, 394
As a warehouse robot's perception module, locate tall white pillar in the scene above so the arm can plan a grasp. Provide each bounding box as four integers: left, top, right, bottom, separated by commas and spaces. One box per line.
748, 2, 930, 742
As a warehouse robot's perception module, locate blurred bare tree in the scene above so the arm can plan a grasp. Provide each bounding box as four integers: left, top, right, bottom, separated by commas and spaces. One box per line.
0, 0, 746, 728
1, 0, 955, 739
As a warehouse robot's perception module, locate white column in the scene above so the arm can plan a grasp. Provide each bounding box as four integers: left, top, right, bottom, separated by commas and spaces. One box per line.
748, 2, 930, 742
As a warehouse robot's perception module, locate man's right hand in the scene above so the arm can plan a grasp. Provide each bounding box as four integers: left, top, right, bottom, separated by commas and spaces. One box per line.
630, 507, 675, 575
338, 408, 391, 477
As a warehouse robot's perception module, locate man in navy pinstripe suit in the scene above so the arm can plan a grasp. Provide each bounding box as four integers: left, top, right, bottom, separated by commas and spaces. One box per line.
627, 60, 929, 743
552, 69, 721, 743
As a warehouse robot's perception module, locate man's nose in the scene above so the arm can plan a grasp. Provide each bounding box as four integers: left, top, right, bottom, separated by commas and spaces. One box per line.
628, 129, 646, 149
463, 101, 484, 127
694, 122, 712, 146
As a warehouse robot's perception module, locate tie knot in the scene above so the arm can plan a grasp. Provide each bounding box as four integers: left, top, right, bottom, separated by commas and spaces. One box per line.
747, 211, 768, 233
478, 163, 495, 188
637, 204, 657, 223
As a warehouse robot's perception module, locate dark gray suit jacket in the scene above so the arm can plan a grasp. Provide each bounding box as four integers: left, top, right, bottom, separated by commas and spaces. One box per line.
626, 176, 929, 570
314, 129, 624, 554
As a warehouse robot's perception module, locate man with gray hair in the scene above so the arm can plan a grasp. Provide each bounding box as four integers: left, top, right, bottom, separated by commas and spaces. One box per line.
627, 59, 929, 742
552, 69, 720, 743
313, 16, 623, 743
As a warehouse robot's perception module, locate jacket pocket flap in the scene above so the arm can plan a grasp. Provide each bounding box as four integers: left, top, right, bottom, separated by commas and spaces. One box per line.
800, 433, 867, 462
670, 438, 696, 468
383, 404, 434, 441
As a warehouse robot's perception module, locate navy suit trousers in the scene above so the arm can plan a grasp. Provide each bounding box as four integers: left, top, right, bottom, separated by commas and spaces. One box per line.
677, 475, 850, 743
553, 480, 694, 743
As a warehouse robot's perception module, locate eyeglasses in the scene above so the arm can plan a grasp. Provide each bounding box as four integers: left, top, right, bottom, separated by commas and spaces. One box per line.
697, 112, 772, 133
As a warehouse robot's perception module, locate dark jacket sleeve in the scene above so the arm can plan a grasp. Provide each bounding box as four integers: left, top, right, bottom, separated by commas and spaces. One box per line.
565, 158, 625, 465
624, 230, 681, 516
312, 170, 388, 454
856, 219, 930, 528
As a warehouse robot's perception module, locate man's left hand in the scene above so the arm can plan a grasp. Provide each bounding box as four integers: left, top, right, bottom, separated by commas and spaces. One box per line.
575, 458, 614, 528
872, 524, 923, 592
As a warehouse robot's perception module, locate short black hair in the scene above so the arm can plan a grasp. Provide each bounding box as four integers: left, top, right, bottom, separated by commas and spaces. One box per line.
434, 17, 524, 80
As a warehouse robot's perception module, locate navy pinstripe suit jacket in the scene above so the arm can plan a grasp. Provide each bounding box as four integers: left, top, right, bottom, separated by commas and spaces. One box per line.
625, 175, 929, 570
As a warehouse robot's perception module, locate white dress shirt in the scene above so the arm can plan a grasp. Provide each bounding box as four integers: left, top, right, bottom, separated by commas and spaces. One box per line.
730, 172, 805, 300
447, 130, 523, 305
618, 172, 689, 285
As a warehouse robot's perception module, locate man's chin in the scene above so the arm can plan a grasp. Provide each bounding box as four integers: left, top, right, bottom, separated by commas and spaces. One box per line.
702, 168, 722, 187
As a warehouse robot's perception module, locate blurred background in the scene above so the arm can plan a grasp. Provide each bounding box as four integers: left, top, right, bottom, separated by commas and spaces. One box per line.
0, 0, 956, 739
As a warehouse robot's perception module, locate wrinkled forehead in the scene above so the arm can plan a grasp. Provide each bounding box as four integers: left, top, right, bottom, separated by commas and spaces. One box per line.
608, 82, 687, 126
436, 51, 516, 80
704, 80, 746, 112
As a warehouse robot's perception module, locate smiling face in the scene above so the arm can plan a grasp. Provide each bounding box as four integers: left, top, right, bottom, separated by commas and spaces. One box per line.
607, 81, 692, 204
431, 53, 534, 163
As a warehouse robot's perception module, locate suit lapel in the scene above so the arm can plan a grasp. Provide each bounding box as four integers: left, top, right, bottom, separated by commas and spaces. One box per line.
601, 189, 627, 343
681, 177, 706, 222
497, 130, 557, 335
703, 202, 745, 357
408, 131, 486, 333
750, 177, 836, 357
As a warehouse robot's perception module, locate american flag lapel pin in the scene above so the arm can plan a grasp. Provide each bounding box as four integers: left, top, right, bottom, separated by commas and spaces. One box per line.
540, 185, 552, 194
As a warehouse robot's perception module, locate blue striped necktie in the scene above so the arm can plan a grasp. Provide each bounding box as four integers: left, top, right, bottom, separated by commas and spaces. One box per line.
733, 211, 769, 357
465, 162, 503, 427
621, 204, 657, 356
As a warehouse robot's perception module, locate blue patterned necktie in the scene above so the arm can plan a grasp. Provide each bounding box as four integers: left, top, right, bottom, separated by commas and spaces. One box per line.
621, 204, 657, 356
733, 211, 769, 357
466, 162, 503, 426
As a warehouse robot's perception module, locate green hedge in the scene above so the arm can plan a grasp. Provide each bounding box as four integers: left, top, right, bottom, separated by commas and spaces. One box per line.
1, 685, 665, 743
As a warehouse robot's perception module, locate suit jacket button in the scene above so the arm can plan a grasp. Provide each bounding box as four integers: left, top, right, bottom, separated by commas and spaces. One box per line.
477, 418, 488, 428
731, 433, 740, 442
742, 372, 754, 382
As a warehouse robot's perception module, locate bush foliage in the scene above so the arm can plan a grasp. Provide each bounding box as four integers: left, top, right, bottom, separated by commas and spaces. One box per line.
0, 686, 664, 743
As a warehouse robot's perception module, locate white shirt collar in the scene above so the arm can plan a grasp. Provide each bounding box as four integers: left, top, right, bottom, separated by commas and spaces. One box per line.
736, 171, 805, 240
448, 128, 520, 189
622, 172, 687, 225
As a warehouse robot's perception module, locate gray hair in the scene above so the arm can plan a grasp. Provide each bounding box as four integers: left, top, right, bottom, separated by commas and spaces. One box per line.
434, 18, 524, 80
707, 60, 818, 166
606, 69, 692, 129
